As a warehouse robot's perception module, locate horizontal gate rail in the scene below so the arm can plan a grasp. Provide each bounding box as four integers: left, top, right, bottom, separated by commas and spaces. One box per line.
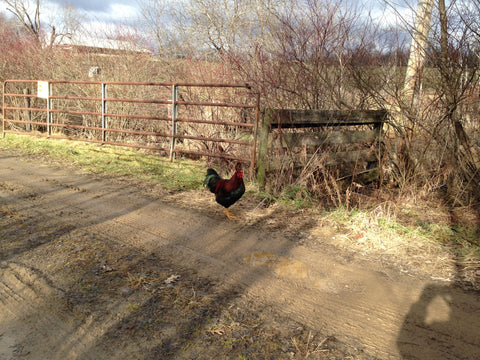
175, 118, 255, 128
2, 80, 260, 170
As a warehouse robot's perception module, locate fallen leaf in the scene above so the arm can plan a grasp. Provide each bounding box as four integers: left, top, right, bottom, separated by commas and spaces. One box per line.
164, 274, 180, 284
207, 328, 225, 335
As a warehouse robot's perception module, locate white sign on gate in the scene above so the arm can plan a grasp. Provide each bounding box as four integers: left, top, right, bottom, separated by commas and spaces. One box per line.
37, 81, 49, 99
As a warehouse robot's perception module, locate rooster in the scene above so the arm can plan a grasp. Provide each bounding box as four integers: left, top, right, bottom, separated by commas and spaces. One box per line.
204, 162, 245, 219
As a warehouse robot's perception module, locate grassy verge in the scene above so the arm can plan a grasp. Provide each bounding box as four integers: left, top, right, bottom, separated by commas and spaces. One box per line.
325, 206, 479, 256
0, 134, 205, 190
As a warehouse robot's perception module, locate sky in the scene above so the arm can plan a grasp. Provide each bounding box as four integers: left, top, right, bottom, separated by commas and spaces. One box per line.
0, 0, 142, 28
0, 0, 414, 45
55, 0, 141, 26
61, 0, 133, 12
0, 0, 412, 27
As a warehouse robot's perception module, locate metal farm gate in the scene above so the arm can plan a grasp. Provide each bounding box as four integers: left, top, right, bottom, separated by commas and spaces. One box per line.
2, 80, 260, 168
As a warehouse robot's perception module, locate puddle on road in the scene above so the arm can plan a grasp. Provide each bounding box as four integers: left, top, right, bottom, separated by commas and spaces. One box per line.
245, 252, 342, 293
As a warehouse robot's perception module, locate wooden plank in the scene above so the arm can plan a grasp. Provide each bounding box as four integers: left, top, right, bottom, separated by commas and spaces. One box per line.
280, 129, 380, 148
267, 109, 387, 128
338, 168, 381, 183
265, 150, 379, 172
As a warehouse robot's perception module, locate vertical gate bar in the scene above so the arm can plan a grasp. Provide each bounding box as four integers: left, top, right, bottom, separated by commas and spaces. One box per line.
101, 83, 107, 143
2, 82, 6, 138
47, 82, 52, 136
169, 84, 178, 161
23, 88, 31, 132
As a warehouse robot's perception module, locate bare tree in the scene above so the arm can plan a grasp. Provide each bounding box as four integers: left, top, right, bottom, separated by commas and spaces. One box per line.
376, 0, 480, 204
2, 0, 41, 43
45, 2, 84, 47
434, 0, 480, 205
224, 0, 376, 110
137, 0, 176, 55
2, 0, 82, 47
138, 0, 283, 56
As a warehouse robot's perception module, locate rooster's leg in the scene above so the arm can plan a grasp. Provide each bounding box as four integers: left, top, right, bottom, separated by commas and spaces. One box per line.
224, 208, 236, 219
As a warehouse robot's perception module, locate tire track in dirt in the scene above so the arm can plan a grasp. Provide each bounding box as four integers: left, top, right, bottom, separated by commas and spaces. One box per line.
0, 262, 95, 359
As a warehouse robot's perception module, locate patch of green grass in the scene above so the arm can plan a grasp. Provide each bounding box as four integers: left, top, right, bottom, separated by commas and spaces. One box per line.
128, 302, 141, 312
0, 134, 205, 190
276, 184, 314, 210
324, 205, 479, 259
223, 337, 239, 349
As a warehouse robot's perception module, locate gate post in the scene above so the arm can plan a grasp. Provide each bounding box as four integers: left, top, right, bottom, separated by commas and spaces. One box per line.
2, 82, 5, 138
23, 88, 31, 132
101, 83, 107, 143
256, 108, 273, 187
169, 84, 178, 161
47, 82, 53, 136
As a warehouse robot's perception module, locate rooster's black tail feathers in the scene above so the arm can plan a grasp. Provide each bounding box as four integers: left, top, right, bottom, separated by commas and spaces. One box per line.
204, 168, 220, 193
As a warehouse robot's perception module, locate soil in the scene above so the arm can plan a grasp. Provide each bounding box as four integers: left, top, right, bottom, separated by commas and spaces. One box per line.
1, 148, 479, 360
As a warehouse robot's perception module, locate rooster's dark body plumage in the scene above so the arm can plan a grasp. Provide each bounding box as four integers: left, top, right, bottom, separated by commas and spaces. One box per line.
204, 162, 245, 218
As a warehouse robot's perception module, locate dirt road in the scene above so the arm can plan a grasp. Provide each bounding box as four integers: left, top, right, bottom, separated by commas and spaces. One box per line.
1, 150, 479, 359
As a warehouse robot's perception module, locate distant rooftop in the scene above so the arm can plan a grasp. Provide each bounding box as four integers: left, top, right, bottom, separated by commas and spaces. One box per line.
54, 35, 152, 54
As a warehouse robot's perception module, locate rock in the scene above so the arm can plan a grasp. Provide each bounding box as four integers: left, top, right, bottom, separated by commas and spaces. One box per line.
120, 287, 132, 296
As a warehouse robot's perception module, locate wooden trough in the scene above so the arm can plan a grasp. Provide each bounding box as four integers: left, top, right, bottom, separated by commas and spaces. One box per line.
256, 109, 388, 185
